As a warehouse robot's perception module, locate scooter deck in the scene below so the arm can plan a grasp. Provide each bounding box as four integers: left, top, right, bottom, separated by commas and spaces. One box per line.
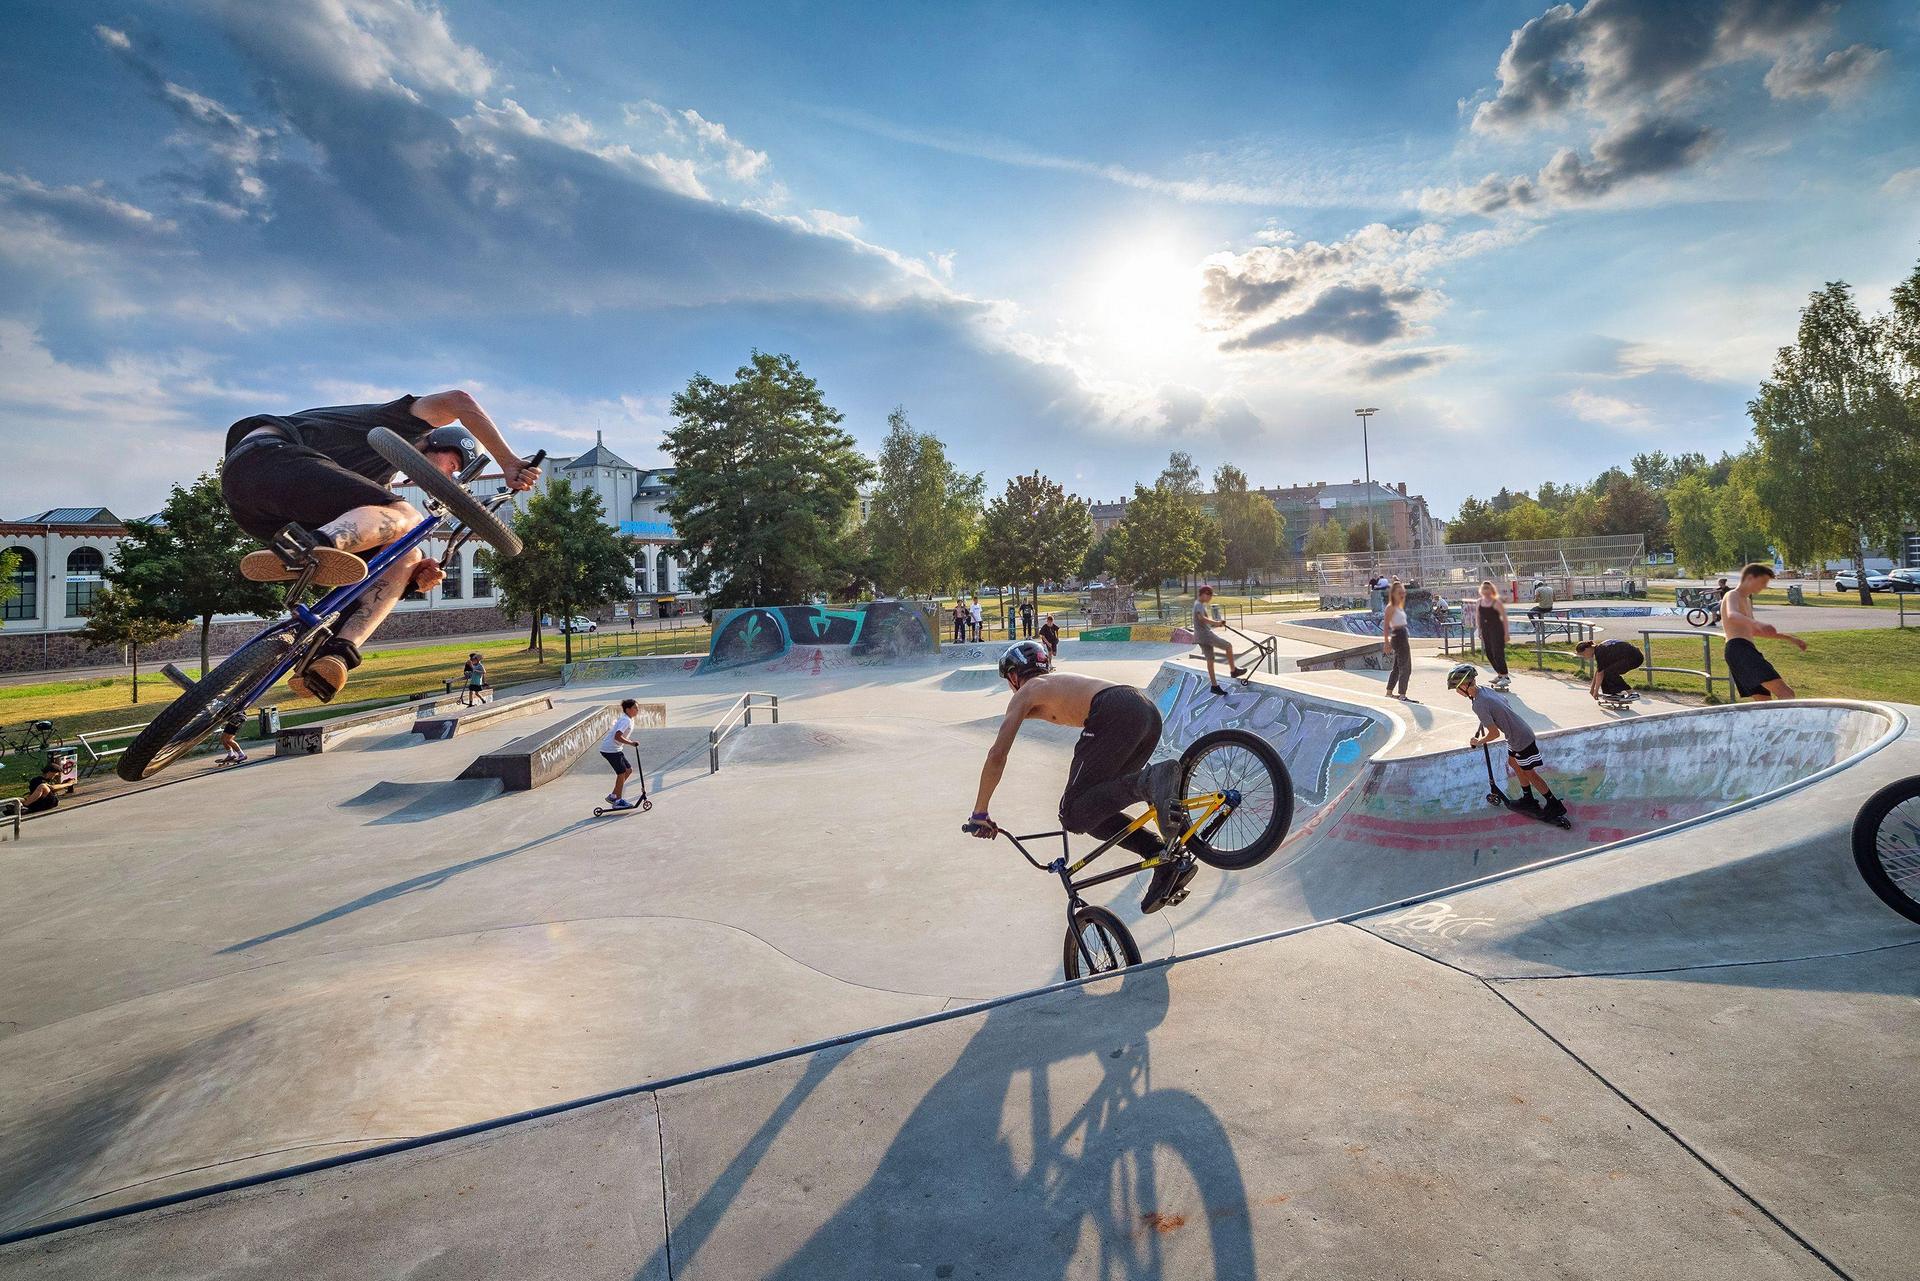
593, 797, 653, 817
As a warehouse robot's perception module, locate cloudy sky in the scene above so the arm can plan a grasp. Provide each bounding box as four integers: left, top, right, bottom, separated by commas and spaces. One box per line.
2, 0, 1916, 520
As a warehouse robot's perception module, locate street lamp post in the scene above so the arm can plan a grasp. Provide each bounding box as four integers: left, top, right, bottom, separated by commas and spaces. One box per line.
1354, 407, 1380, 573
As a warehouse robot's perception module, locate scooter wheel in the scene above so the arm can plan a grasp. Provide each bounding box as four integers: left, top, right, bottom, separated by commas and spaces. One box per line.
640, 799, 654, 812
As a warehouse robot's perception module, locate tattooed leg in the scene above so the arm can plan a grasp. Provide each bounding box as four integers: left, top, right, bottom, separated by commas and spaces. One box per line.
320, 501, 423, 554
337, 546, 424, 648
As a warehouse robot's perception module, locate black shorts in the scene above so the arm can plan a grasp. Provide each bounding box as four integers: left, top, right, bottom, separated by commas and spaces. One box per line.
221, 437, 405, 543
1724, 637, 1781, 696
1507, 741, 1543, 770
600, 750, 632, 774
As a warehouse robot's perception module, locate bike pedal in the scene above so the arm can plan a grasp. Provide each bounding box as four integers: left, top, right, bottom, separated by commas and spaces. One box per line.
269, 522, 321, 570
1165, 888, 1191, 907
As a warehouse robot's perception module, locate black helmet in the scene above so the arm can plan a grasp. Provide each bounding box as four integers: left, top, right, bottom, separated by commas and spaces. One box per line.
998, 639, 1052, 683
419, 425, 480, 470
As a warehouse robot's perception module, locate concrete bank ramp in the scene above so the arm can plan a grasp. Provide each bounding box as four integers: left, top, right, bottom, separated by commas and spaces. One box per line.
1186, 699, 1899, 937
340, 778, 504, 823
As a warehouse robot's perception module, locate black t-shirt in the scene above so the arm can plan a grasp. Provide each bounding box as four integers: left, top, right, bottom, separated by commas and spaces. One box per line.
1593, 639, 1641, 667
226, 397, 430, 485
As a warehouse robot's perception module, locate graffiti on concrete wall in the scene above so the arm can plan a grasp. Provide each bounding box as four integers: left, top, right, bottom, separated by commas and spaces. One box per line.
703, 602, 938, 672
1148, 666, 1378, 806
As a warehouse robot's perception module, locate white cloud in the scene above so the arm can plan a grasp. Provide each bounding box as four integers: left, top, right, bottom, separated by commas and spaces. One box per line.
680, 107, 769, 182
1558, 387, 1652, 428
1763, 43, 1887, 102
1885, 168, 1920, 197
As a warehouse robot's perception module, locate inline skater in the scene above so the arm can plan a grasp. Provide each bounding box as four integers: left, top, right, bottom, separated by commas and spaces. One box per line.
964, 640, 1195, 913
1722, 563, 1806, 699
220, 391, 541, 702
1448, 663, 1565, 820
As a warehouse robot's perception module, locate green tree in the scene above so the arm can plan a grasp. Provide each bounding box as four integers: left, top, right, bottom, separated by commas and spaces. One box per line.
1715, 452, 1773, 567
665, 351, 874, 606
1081, 527, 1117, 580
974, 473, 1093, 621
0, 550, 17, 626
1446, 497, 1503, 544
74, 587, 187, 704
508, 479, 638, 663
490, 539, 556, 660
1211, 464, 1283, 590
1502, 498, 1557, 542
1303, 518, 1348, 559
1109, 484, 1204, 612
863, 406, 984, 597
1750, 280, 1920, 601
107, 473, 281, 674
1665, 472, 1723, 576
1558, 491, 1605, 538
1157, 450, 1202, 501
1345, 518, 1388, 554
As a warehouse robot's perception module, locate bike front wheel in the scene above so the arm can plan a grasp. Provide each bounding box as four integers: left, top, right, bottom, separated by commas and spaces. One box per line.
1853, 777, 1920, 924
116, 633, 292, 780
1686, 607, 1710, 627
1178, 729, 1294, 871
1063, 904, 1141, 979
368, 427, 521, 556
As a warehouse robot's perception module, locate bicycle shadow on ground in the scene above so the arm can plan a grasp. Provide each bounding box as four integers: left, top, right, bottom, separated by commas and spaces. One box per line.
655, 964, 1259, 1279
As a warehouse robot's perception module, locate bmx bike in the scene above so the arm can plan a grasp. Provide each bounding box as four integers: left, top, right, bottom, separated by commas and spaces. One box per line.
1853, 777, 1920, 924
1685, 605, 1722, 628
116, 430, 542, 781
983, 729, 1294, 979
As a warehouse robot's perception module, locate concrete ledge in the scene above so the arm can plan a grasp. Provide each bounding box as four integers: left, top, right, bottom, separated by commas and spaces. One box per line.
1294, 640, 1389, 673
459, 702, 667, 791
410, 689, 557, 742
273, 700, 436, 756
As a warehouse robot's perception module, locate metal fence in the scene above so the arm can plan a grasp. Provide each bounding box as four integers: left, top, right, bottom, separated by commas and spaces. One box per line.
1314, 535, 1648, 606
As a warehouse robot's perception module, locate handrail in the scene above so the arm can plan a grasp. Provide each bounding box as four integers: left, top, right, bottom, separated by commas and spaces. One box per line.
1637, 627, 1737, 701
709, 691, 779, 773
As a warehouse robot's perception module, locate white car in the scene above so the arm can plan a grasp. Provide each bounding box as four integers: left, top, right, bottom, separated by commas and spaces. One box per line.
559, 615, 598, 634
1833, 570, 1893, 592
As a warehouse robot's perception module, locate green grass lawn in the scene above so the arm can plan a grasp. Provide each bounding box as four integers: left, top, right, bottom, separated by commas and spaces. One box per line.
1641, 583, 1911, 611
0, 628, 711, 796
1471, 626, 1920, 704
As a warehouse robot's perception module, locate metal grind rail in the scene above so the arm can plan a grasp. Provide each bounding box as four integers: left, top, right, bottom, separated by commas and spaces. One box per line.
1637, 628, 1739, 702
709, 691, 779, 773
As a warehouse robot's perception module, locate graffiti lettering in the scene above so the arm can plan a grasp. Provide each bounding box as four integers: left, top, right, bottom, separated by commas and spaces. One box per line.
1371, 901, 1496, 940
1149, 667, 1376, 806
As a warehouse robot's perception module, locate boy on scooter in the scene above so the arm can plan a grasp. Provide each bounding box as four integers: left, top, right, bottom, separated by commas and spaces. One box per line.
1447, 663, 1565, 820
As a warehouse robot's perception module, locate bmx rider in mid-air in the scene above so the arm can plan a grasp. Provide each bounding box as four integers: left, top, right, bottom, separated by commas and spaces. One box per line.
965, 640, 1196, 913
220, 391, 541, 702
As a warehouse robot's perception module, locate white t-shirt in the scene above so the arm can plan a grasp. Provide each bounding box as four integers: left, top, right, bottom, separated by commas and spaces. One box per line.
600, 714, 634, 754
970, 602, 983, 623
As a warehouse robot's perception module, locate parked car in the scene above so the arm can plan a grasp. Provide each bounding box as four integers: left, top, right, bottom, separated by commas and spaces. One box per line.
1833, 570, 1894, 592
559, 615, 598, 634
1885, 568, 1920, 593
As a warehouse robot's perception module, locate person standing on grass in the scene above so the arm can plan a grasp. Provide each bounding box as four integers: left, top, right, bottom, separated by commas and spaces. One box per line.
1475, 580, 1511, 690
1381, 582, 1412, 700
598, 698, 643, 809
1723, 562, 1806, 700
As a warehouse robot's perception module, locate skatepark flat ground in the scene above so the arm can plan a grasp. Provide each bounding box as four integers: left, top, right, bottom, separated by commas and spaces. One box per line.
1, 631, 1916, 1278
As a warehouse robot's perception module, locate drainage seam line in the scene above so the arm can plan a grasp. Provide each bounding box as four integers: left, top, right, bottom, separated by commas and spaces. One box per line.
1357, 925, 1855, 1281
654, 1089, 673, 1280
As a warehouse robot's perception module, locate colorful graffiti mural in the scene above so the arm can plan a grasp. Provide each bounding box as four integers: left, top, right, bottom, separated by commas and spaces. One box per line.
702, 602, 939, 673
1146, 664, 1383, 808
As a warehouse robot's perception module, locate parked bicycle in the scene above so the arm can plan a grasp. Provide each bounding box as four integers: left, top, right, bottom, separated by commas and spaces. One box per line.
983, 729, 1293, 978
117, 431, 541, 780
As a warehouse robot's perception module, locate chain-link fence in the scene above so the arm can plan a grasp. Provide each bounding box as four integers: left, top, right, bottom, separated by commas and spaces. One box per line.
1313, 535, 1647, 607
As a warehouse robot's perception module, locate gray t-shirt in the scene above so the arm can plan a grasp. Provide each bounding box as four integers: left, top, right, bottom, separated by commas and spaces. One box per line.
1471, 687, 1536, 750
1192, 601, 1218, 635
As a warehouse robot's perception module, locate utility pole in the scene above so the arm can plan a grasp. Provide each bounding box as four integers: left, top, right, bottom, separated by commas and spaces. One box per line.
1354, 407, 1380, 572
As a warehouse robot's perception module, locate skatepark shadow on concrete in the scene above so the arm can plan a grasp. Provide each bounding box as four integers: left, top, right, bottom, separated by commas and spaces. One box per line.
218, 820, 600, 954
650, 964, 1260, 1280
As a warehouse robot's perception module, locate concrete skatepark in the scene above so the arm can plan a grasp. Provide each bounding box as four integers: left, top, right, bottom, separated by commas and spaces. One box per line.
0, 617, 1915, 1278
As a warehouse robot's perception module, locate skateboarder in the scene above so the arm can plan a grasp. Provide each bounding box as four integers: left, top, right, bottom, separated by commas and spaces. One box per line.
1573, 638, 1643, 703
1722, 562, 1806, 699
1475, 580, 1511, 690
964, 640, 1194, 913
599, 698, 643, 809
217, 712, 249, 764
1448, 663, 1565, 820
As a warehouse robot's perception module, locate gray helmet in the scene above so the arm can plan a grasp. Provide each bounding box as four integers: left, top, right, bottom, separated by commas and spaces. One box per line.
998, 639, 1052, 682
1445, 662, 1479, 691
419, 425, 480, 471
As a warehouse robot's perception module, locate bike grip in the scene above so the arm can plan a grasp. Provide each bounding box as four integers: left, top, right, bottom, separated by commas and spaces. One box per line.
526, 449, 547, 468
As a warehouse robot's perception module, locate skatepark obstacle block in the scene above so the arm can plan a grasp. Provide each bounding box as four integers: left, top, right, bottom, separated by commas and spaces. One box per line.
411, 689, 559, 742
273, 698, 443, 756
458, 701, 667, 791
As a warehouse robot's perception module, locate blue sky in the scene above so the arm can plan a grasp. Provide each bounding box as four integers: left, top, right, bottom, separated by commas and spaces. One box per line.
2, 0, 1916, 520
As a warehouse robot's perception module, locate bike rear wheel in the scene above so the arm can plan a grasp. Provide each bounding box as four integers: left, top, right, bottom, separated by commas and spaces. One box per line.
1852, 777, 1920, 924
1178, 728, 1293, 871
1063, 904, 1141, 979
116, 633, 292, 780
368, 427, 521, 557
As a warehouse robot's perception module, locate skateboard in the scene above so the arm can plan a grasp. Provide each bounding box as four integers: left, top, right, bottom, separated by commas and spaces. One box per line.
1481, 743, 1572, 830
1596, 696, 1634, 712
